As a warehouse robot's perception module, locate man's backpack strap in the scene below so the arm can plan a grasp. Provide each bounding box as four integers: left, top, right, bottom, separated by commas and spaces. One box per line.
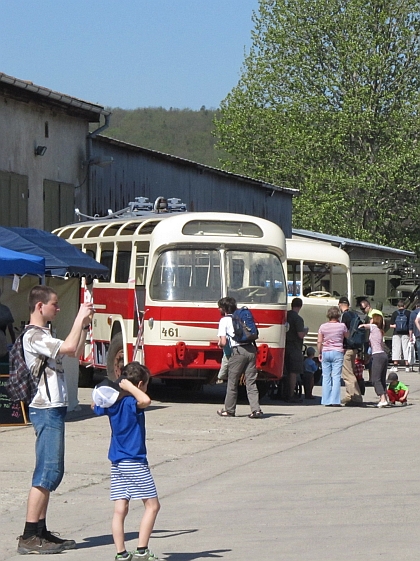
22, 326, 51, 403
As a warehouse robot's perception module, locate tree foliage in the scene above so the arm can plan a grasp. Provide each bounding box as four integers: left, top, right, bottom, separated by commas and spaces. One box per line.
102, 106, 226, 168
214, 0, 420, 252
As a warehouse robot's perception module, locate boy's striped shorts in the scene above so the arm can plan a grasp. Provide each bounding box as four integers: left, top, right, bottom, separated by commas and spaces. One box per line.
110, 460, 157, 501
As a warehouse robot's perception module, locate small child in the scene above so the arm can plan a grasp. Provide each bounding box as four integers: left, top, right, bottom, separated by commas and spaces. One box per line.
302, 347, 318, 399
386, 372, 409, 406
92, 362, 161, 561
354, 354, 366, 396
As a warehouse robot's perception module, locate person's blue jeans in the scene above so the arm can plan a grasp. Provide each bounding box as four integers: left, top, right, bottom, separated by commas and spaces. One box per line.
321, 351, 344, 405
29, 406, 67, 491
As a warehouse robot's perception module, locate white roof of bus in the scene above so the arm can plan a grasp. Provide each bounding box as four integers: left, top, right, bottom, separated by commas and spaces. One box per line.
288, 237, 350, 267
54, 212, 286, 244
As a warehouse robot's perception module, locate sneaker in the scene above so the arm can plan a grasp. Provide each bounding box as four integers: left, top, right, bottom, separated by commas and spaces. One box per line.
116, 553, 133, 560
132, 549, 161, 560
390, 366, 398, 372
376, 401, 390, 408
17, 534, 64, 554
43, 530, 76, 550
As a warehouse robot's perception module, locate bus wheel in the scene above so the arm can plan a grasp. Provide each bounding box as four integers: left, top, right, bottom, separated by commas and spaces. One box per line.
107, 332, 124, 381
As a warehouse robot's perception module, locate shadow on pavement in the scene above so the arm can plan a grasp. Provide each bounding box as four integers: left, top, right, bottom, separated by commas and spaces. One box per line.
162, 550, 231, 560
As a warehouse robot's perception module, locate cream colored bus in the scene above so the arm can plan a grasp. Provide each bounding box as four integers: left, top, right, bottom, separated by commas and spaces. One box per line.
286, 237, 352, 347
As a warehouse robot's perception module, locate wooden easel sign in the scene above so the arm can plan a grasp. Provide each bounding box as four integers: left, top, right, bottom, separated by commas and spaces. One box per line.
0, 375, 28, 426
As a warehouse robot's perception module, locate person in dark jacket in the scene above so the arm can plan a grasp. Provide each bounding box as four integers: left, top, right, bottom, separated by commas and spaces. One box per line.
338, 296, 363, 406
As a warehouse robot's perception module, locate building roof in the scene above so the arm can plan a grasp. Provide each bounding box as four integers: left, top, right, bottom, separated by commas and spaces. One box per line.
292, 229, 415, 258
0, 72, 110, 121
96, 134, 300, 197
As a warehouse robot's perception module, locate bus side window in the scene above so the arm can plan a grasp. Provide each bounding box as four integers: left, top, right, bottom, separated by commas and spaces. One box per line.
136, 254, 148, 285
287, 260, 301, 296
115, 250, 131, 283
85, 248, 96, 260
99, 250, 113, 283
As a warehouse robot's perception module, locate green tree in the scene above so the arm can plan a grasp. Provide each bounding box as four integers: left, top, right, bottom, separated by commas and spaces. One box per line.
215, 0, 420, 251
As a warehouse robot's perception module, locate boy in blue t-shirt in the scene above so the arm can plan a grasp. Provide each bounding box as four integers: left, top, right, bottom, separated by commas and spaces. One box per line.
303, 347, 318, 400
93, 362, 161, 561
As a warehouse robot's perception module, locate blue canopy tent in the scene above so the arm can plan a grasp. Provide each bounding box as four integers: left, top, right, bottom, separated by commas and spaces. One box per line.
0, 227, 108, 279
0, 246, 45, 277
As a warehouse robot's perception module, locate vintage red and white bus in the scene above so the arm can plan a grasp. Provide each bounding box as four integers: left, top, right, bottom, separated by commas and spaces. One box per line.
54, 204, 288, 387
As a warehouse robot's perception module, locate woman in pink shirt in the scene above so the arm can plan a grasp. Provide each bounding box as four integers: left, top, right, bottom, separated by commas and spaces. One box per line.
318, 306, 349, 406
360, 314, 389, 407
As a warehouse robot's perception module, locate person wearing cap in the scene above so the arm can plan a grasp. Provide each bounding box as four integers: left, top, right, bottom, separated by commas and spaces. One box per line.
338, 296, 363, 406
386, 372, 409, 405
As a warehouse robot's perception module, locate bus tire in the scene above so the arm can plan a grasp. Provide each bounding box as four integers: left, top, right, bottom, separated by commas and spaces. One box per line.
107, 332, 124, 381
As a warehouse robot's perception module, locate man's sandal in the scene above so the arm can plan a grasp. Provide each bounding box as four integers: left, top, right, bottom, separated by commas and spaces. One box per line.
217, 409, 235, 417
248, 410, 263, 419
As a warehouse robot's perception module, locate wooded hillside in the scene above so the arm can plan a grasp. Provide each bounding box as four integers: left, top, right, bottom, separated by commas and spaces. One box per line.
103, 106, 225, 168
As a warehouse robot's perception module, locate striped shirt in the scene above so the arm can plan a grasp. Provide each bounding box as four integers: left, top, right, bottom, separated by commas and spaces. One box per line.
318, 321, 347, 353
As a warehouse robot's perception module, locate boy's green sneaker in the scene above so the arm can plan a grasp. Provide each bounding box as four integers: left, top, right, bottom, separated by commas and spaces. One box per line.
132, 548, 160, 560
115, 553, 132, 560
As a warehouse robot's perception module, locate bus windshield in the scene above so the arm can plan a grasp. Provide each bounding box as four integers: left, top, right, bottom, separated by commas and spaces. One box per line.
150, 249, 221, 301
226, 250, 286, 304
150, 248, 286, 304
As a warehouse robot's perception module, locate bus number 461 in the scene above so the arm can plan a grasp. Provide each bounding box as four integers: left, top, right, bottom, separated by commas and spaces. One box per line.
162, 327, 179, 337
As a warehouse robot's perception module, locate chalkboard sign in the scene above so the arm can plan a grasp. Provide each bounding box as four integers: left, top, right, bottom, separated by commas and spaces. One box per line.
0, 375, 28, 426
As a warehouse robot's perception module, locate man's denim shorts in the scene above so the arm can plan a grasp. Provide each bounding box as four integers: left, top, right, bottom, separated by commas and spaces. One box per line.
29, 406, 67, 491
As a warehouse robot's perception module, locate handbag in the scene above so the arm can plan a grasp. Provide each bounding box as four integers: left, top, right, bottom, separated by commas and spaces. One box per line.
408, 341, 416, 366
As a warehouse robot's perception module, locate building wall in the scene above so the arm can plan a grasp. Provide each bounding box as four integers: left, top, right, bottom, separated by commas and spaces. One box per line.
89, 136, 294, 236
0, 96, 89, 229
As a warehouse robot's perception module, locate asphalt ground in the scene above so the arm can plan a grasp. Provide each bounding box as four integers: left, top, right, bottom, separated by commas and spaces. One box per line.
1, 369, 420, 561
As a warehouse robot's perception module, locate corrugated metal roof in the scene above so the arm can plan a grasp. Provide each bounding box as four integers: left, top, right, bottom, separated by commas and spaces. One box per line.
97, 134, 299, 196
0, 72, 110, 117
292, 229, 415, 257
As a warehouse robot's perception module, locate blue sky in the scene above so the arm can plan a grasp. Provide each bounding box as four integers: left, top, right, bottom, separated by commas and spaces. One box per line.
0, 0, 259, 110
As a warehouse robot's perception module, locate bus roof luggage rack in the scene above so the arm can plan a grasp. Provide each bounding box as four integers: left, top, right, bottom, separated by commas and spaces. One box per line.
75, 196, 187, 221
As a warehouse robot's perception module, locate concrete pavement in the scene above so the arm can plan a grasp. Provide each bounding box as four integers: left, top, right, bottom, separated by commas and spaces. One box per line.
1, 371, 420, 561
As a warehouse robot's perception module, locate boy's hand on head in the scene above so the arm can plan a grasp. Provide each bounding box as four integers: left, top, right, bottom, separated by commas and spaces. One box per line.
119, 378, 135, 392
